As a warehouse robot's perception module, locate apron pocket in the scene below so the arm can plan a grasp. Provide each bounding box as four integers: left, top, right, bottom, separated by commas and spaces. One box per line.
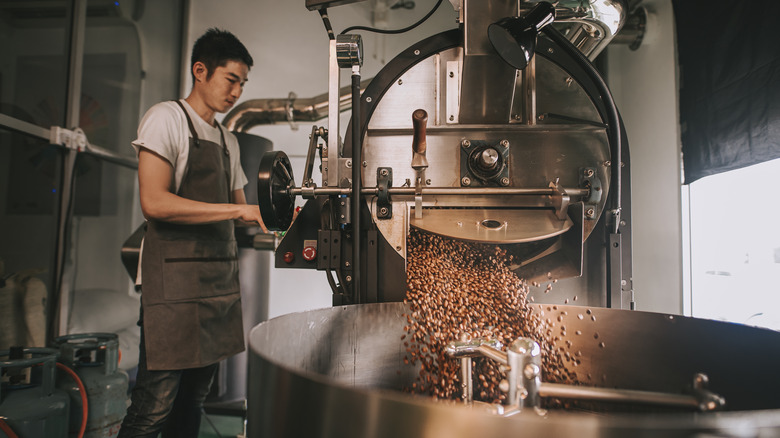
161, 239, 239, 301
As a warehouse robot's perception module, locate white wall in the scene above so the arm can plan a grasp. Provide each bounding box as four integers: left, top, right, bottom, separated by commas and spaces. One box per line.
607, 0, 683, 314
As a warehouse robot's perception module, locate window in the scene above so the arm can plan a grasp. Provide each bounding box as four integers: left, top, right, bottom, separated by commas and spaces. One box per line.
685, 158, 780, 330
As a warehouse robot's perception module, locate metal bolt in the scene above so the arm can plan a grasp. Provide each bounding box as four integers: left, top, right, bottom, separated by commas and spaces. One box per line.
362, 161, 367, 167
500, 177, 510, 186
461, 139, 471, 148
449, 71, 454, 78
346, 160, 352, 168
585, 208, 595, 217
584, 168, 594, 177
425, 179, 432, 185
449, 115, 454, 121
398, 79, 403, 85
547, 47, 554, 54
604, 161, 611, 167
500, 139, 509, 147
461, 177, 471, 186
414, 49, 420, 55
380, 169, 389, 176
396, 246, 402, 251
346, 275, 352, 282
524, 363, 540, 380
345, 261, 350, 267
565, 77, 573, 87
379, 207, 389, 216
366, 96, 372, 103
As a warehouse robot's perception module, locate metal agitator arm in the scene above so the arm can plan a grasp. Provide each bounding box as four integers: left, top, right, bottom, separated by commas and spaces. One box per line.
446, 337, 726, 415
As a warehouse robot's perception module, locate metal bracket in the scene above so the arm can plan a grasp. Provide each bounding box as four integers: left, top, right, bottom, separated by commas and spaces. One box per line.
50, 126, 88, 151
336, 197, 350, 225
548, 179, 571, 221
446, 60, 460, 124
317, 230, 341, 270
377, 167, 393, 219
579, 166, 603, 209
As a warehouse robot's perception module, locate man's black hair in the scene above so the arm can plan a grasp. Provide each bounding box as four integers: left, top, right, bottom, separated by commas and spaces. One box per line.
190, 28, 253, 83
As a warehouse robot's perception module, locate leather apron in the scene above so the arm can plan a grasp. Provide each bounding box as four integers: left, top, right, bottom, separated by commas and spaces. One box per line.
140, 100, 244, 370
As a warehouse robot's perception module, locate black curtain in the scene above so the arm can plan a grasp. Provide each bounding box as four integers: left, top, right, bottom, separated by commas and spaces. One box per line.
673, 0, 780, 184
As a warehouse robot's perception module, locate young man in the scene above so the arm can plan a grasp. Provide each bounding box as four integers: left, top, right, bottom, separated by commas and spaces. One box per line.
118, 28, 266, 438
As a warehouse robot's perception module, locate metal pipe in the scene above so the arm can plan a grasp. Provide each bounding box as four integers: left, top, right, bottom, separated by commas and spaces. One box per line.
460, 358, 472, 404
289, 187, 590, 197
351, 66, 362, 303
54, 0, 88, 343
223, 78, 372, 132
539, 382, 701, 410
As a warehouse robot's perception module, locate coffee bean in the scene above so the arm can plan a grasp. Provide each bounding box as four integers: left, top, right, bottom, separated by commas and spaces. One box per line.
402, 229, 578, 403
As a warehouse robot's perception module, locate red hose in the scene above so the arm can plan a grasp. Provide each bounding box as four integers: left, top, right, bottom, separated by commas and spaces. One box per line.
56, 362, 88, 438
0, 418, 19, 438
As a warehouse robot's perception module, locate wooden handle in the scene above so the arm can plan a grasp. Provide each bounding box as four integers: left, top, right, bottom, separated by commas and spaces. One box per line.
412, 109, 428, 154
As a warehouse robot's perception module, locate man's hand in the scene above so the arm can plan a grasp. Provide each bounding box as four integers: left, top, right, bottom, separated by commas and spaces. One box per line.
232, 190, 268, 233
236, 204, 268, 233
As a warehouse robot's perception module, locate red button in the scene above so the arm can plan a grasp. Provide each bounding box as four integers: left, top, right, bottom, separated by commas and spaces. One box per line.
302, 246, 317, 262
283, 251, 295, 263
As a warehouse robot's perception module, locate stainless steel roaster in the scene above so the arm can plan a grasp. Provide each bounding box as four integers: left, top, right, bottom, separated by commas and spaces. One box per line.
239, 1, 780, 436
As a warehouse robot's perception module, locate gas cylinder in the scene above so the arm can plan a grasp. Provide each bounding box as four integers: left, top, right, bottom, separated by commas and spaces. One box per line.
53, 333, 128, 438
0, 347, 70, 438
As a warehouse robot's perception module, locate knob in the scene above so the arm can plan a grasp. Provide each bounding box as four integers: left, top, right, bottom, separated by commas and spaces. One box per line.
479, 148, 499, 169
302, 246, 317, 262
283, 251, 295, 264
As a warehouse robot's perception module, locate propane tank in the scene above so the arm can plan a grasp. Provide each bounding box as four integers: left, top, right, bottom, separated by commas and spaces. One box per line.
0, 347, 70, 438
53, 333, 128, 438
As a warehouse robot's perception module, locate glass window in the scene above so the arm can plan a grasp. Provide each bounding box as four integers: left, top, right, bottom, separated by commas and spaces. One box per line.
0, 0, 72, 129
0, 129, 62, 349
687, 158, 780, 330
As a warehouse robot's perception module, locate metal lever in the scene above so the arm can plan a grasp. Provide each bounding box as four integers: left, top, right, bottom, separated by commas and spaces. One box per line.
411, 109, 428, 219
411, 108, 428, 168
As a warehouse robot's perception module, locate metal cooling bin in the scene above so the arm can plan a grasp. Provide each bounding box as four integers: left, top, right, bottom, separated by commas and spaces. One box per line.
247, 302, 780, 437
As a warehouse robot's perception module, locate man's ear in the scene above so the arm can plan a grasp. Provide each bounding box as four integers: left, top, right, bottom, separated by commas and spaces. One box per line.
192, 61, 208, 83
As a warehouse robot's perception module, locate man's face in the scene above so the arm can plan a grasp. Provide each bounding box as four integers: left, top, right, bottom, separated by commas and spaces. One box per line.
202, 60, 249, 114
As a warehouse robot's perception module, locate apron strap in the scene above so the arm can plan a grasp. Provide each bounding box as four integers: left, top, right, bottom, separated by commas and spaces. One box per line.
173, 99, 232, 201
173, 100, 200, 145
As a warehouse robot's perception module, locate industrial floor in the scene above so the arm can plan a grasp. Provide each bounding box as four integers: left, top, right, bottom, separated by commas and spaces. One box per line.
198, 413, 245, 438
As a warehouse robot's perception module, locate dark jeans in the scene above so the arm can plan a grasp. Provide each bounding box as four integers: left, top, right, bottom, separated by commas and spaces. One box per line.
118, 327, 218, 438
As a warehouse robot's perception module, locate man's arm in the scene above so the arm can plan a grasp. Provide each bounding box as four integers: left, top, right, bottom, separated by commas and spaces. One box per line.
138, 148, 265, 226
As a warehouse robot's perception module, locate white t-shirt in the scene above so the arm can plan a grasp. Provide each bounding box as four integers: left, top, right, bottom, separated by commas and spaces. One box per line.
132, 99, 249, 285
132, 99, 248, 193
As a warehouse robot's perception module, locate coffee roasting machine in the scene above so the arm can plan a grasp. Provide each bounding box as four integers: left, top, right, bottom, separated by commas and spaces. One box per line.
243, 0, 631, 308
232, 0, 780, 436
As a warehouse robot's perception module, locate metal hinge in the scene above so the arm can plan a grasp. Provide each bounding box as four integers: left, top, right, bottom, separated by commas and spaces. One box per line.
50, 126, 89, 151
